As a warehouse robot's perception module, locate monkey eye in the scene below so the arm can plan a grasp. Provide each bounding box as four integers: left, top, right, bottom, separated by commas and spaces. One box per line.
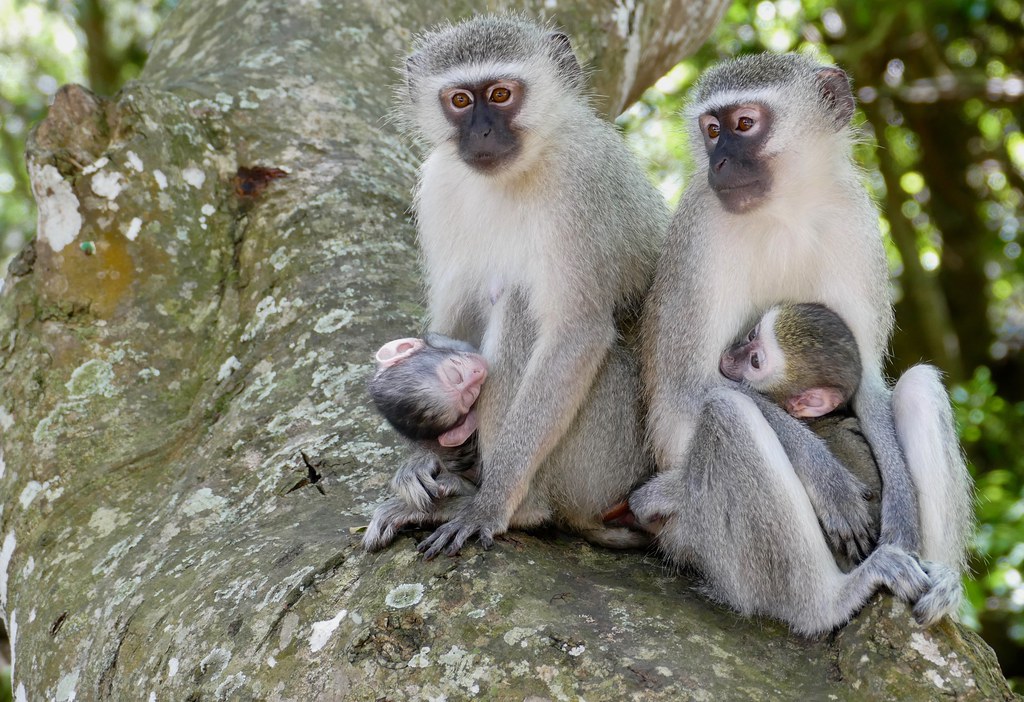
707, 123, 720, 139
750, 353, 761, 370
737, 116, 755, 132
747, 326, 757, 342
451, 91, 473, 109
490, 86, 512, 104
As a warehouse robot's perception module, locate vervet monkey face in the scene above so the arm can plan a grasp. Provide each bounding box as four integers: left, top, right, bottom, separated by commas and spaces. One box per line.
699, 103, 774, 213
719, 319, 780, 387
439, 79, 525, 172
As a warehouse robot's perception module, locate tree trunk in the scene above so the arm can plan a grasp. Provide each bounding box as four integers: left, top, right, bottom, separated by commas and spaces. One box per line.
0, 1, 1013, 699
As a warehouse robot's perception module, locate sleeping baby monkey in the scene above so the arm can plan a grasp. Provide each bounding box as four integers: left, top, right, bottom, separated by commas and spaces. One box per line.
365, 325, 651, 552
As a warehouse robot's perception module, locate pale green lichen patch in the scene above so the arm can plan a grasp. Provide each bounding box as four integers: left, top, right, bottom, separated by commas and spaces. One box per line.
65, 360, 117, 398
181, 488, 229, 517
385, 583, 424, 609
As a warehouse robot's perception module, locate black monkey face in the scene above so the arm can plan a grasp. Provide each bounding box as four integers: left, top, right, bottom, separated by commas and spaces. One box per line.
700, 103, 774, 213
440, 79, 525, 173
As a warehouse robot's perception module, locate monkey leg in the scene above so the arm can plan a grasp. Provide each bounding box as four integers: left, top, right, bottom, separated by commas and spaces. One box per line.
854, 369, 923, 554
629, 388, 928, 636
892, 364, 974, 625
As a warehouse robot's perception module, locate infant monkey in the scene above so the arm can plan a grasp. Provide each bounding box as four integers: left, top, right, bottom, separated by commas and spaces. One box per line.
368, 334, 488, 487
720, 302, 882, 570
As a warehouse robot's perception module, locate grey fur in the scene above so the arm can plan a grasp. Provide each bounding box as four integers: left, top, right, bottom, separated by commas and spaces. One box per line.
742, 389, 875, 565
629, 388, 929, 637
386, 15, 669, 558
405, 14, 586, 99
641, 52, 972, 633
365, 292, 653, 553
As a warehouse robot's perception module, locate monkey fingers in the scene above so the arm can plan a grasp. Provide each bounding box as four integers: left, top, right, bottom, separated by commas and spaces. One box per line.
391, 451, 445, 512
417, 514, 498, 560
818, 493, 875, 565
912, 561, 963, 626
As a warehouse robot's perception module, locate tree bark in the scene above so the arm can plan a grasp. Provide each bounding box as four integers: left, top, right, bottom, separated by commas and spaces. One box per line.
0, 1, 1013, 699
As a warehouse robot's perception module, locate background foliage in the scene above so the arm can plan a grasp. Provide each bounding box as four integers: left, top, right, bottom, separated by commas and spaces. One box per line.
0, 0, 1021, 690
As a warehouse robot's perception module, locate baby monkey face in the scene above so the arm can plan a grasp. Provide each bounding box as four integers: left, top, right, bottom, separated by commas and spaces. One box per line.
434, 351, 488, 417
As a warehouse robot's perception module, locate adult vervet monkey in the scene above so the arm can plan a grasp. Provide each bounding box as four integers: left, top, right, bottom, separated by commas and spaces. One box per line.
635, 53, 972, 631
369, 14, 668, 559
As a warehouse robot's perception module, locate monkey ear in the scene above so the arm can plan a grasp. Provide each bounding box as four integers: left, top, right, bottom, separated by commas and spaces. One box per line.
375, 338, 425, 368
548, 32, 585, 89
815, 66, 855, 129
786, 388, 845, 418
404, 54, 421, 101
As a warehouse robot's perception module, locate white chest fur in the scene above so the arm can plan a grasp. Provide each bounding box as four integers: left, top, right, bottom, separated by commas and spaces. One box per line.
416, 150, 556, 326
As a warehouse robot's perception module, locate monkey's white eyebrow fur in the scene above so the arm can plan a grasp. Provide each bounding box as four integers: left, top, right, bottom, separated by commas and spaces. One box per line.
685, 87, 782, 120
428, 60, 530, 89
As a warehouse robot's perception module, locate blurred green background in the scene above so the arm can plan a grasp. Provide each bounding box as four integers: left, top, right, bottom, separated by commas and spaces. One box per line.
0, 0, 1021, 692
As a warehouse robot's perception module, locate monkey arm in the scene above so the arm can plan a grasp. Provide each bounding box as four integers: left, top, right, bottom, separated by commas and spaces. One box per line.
740, 388, 876, 563
418, 315, 616, 559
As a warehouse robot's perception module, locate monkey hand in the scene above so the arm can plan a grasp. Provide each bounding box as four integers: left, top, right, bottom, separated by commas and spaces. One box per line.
417, 505, 507, 560
391, 450, 447, 512
814, 474, 876, 565
363, 497, 421, 552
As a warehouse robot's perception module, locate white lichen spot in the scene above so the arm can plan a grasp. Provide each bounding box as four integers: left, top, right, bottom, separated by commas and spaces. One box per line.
313, 308, 355, 334
309, 609, 347, 653
182, 488, 228, 517
269, 247, 289, 271
27, 609, 35, 623
124, 217, 143, 241
0, 407, 12, 431
503, 627, 536, 647
81, 156, 109, 175
91, 169, 125, 200
125, 151, 144, 172
148, 692, 156, 702
467, 609, 486, 619
201, 204, 216, 216
0, 532, 16, 610
859, 654, 869, 663
29, 162, 82, 252
168, 658, 179, 677
656, 666, 673, 677
153, 170, 168, 190
385, 583, 425, 609
14, 684, 25, 702
200, 648, 231, 680
217, 356, 242, 383
910, 632, 947, 667
19, 481, 43, 509
925, 669, 947, 689
138, 368, 160, 380
55, 669, 79, 702
182, 167, 206, 189
568, 645, 585, 657
88, 507, 122, 537
21, 556, 34, 579
408, 646, 432, 668
214, 92, 234, 110
0, 448, 5, 480
266, 656, 276, 668
66, 360, 117, 398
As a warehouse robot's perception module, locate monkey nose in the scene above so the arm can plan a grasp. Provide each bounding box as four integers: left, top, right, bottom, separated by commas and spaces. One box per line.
714, 156, 728, 172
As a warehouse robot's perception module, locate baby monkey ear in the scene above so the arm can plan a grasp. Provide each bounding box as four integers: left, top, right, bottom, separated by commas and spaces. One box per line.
374, 338, 425, 368
785, 387, 845, 418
